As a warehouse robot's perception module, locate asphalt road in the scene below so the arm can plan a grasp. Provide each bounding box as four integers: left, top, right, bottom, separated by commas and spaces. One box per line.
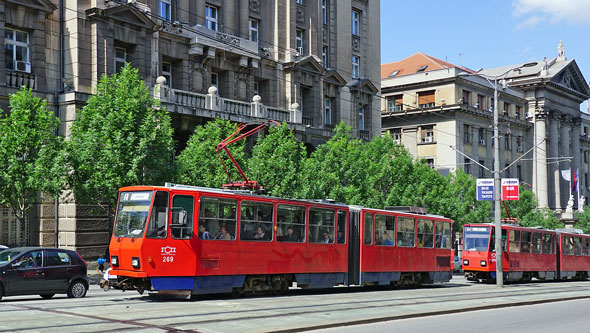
313, 298, 590, 333
1, 276, 589, 332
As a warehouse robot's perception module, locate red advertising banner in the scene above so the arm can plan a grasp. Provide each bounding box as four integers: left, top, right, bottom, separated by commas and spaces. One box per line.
501, 178, 519, 200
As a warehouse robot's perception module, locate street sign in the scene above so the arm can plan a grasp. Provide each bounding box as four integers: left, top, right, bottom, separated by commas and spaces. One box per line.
501, 178, 519, 200
476, 178, 494, 200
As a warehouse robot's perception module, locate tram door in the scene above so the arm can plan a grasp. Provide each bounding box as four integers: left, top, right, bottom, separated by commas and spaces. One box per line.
347, 207, 361, 285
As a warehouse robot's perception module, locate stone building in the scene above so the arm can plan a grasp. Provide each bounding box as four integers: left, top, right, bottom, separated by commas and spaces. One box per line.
381, 45, 590, 213
0, 0, 381, 256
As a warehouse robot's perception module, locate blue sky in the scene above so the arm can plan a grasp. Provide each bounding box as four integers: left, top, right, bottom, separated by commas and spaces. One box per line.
381, 0, 590, 99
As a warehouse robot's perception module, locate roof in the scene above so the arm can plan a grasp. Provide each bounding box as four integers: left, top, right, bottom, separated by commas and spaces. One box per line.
380, 52, 475, 79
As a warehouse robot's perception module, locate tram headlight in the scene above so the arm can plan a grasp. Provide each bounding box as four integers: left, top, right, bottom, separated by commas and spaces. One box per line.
463, 259, 469, 266
131, 257, 141, 269
111, 256, 119, 266
480, 260, 487, 267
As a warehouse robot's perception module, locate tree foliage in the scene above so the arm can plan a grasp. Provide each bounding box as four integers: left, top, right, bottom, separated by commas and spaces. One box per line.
175, 118, 246, 188
574, 208, 590, 234
520, 208, 564, 230
248, 123, 306, 198
501, 187, 537, 221
65, 65, 174, 209
0, 87, 63, 221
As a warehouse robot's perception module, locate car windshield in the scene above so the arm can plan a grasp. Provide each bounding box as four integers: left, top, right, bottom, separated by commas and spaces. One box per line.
0, 249, 25, 265
464, 226, 490, 252
113, 191, 153, 238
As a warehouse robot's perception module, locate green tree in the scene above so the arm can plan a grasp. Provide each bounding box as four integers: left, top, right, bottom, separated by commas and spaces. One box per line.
575, 208, 590, 234
175, 118, 246, 188
501, 187, 537, 221
0, 87, 63, 223
248, 123, 306, 198
65, 65, 174, 209
521, 208, 563, 229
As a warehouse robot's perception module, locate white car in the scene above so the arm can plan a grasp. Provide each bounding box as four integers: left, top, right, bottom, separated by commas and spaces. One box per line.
0, 245, 7, 251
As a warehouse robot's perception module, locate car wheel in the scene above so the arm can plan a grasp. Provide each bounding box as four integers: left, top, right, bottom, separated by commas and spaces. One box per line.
67, 280, 87, 298
40, 294, 55, 299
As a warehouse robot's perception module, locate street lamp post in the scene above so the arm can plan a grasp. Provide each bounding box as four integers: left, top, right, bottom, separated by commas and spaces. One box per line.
458, 67, 528, 287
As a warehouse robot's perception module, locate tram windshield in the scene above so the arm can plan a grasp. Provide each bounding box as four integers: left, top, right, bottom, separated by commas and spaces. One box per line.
113, 191, 153, 238
464, 226, 490, 252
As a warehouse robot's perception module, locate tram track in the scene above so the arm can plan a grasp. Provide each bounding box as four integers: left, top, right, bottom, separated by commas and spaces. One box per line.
2, 281, 590, 332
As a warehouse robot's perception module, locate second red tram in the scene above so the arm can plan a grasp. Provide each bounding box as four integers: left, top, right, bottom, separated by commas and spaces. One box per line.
462, 223, 590, 282
108, 183, 454, 296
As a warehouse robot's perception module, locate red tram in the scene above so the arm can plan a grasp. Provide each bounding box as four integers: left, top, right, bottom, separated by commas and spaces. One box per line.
462, 223, 590, 282
108, 183, 454, 296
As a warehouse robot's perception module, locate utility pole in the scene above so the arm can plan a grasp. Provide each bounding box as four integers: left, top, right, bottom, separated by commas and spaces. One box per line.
493, 79, 503, 287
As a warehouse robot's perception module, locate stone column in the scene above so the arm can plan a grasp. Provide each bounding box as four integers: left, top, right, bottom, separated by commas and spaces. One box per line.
472, 127, 479, 176
534, 110, 549, 208
572, 117, 582, 209
548, 113, 561, 210
560, 115, 571, 209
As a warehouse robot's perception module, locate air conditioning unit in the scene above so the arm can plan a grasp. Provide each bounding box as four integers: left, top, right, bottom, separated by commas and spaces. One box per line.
517, 146, 523, 152
14, 61, 31, 73
393, 139, 401, 145
525, 112, 533, 119
479, 139, 486, 145
424, 136, 433, 143
296, 47, 303, 56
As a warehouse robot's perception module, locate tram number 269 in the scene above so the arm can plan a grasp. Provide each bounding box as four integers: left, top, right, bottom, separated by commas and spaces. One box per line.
163, 256, 174, 263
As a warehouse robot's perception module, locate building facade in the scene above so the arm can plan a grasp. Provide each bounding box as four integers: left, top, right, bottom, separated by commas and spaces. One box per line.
0, 0, 381, 256
381, 47, 590, 214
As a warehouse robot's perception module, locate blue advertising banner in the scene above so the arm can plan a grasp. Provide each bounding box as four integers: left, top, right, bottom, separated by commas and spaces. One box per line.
476, 178, 494, 201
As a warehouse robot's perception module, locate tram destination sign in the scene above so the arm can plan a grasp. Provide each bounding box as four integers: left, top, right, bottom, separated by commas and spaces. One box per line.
501, 178, 520, 200
476, 178, 494, 201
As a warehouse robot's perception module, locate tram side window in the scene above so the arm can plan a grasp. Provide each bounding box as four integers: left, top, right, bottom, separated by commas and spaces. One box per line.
337, 210, 347, 244
364, 213, 373, 245
417, 219, 434, 248
542, 233, 554, 254
435, 221, 451, 249
397, 217, 415, 247
277, 204, 305, 243
509, 230, 521, 253
146, 191, 169, 239
374, 214, 394, 246
584, 238, 590, 256
240, 201, 273, 241
574, 237, 582, 256
171, 195, 194, 239
489, 229, 507, 252
565, 236, 574, 255
520, 231, 532, 253
531, 232, 542, 254
309, 208, 335, 244
199, 197, 237, 241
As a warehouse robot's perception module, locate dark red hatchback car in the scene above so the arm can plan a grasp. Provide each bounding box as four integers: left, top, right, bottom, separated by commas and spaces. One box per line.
0, 247, 89, 300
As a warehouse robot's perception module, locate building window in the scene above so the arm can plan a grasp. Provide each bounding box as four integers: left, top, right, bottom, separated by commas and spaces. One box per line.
479, 160, 485, 177
515, 106, 521, 119
114, 46, 126, 73
159, 0, 171, 22
426, 158, 435, 169
296, 29, 304, 55
418, 90, 435, 108
322, 46, 328, 68
461, 90, 471, 104
351, 10, 360, 36
161, 62, 172, 87
478, 128, 486, 145
322, 0, 328, 24
249, 19, 259, 44
517, 136, 523, 151
421, 125, 434, 143
517, 165, 522, 180
253, 81, 259, 95
358, 106, 365, 130
324, 98, 332, 125
504, 102, 510, 115
505, 163, 511, 178
505, 134, 511, 150
352, 55, 360, 79
387, 95, 403, 112
463, 124, 471, 143
391, 128, 402, 144
211, 72, 218, 87
477, 94, 484, 109
490, 98, 495, 112
205, 5, 219, 31
585, 151, 589, 163
5, 28, 30, 72
464, 158, 471, 175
